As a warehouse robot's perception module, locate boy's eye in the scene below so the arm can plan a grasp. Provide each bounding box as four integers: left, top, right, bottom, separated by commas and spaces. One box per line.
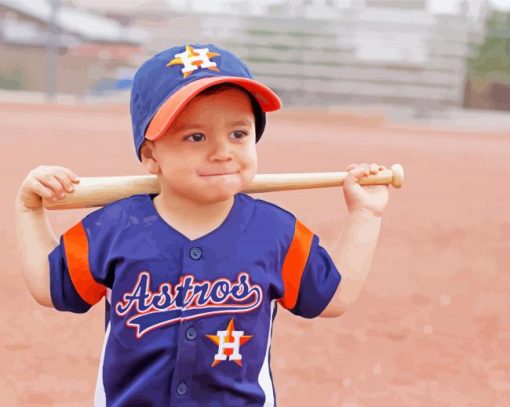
184, 131, 248, 142
184, 133, 204, 142
231, 130, 248, 139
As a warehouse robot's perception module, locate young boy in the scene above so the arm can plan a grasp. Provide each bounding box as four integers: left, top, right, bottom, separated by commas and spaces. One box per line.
15, 44, 389, 406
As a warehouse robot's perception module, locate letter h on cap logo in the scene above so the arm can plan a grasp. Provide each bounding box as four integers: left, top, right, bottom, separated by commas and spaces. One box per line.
167, 45, 220, 78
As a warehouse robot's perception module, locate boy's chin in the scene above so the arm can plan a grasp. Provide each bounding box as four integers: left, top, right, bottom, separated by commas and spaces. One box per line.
196, 186, 242, 203
197, 173, 250, 195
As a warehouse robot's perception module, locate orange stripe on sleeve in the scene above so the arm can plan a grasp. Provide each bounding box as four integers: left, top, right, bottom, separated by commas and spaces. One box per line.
278, 219, 314, 310
62, 221, 106, 306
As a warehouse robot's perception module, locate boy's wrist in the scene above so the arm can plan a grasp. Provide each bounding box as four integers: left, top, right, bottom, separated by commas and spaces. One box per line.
348, 207, 383, 219
15, 195, 43, 213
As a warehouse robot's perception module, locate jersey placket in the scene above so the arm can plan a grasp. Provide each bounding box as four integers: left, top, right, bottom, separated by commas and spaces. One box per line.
170, 243, 204, 404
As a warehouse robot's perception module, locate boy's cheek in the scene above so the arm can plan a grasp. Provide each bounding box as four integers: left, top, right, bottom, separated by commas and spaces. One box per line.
240, 167, 257, 187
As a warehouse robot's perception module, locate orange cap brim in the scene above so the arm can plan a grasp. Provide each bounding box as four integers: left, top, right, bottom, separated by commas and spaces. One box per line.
145, 76, 281, 141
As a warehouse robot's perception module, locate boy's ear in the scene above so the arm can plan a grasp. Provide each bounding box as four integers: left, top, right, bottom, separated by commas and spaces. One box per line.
140, 140, 161, 175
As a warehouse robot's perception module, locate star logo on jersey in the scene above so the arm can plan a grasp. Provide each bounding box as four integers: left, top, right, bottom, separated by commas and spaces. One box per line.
167, 45, 220, 78
206, 318, 253, 368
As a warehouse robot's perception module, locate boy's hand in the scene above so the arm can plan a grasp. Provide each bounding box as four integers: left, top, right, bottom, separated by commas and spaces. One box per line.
16, 165, 80, 211
343, 163, 389, 217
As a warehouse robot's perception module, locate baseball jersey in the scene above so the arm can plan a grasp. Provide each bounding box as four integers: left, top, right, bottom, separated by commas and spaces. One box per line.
48, 192, 341, 407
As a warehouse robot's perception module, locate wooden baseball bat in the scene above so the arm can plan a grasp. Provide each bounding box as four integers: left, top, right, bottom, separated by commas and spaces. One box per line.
43, 163, 404, 210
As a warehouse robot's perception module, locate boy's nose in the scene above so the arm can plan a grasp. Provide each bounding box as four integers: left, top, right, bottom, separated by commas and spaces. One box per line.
208, 137, 233, 161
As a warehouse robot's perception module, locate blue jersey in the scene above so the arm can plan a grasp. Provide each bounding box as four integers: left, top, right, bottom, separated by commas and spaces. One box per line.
49, 192, 341, 406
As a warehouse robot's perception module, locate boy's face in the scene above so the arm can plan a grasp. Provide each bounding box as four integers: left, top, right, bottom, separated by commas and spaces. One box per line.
141, 87, 258, 204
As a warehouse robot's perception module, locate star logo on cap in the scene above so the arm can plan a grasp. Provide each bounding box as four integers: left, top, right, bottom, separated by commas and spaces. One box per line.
206, 318, 253, 368
167, 45, 220, 78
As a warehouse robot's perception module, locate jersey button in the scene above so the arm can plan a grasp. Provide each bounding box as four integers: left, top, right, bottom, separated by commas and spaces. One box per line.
185, 327, 197, 340
189, 247, 202, 260
177, 382, 188, 396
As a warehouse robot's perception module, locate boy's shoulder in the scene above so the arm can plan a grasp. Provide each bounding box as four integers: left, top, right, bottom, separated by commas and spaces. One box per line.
83, 192, 299, 231
240, 192, 297, 227
81, 194, 150, 226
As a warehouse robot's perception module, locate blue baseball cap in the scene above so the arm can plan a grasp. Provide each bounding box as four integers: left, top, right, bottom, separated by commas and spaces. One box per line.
130, 43, 282, 161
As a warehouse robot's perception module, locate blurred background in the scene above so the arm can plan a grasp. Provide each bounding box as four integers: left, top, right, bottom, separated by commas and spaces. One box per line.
1, 0, 510, 116
2, 1, 510, 407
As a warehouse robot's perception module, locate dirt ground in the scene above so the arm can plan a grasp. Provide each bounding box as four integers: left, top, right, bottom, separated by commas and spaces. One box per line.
1, 101, 509, 406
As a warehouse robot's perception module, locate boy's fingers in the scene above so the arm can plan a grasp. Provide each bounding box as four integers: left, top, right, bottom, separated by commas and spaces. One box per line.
54, 171, 76, 192
348, 163, 387, 173
345, 163, 388, 183
36, 173, 63, 193
29, 180, 55, 200
350, 164, 370, 177
62, 167, 80, 182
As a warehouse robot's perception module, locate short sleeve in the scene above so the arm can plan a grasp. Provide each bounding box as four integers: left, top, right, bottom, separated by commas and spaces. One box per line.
49, 205, 121, 313
49, 232, 97, 313
278, 218, 341, 319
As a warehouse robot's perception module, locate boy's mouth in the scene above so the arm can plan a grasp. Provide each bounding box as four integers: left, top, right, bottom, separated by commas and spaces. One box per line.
200, 171, 239, 177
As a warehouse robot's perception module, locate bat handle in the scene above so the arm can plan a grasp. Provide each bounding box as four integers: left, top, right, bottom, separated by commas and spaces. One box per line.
358, 163, 404, 188
246, 163, 404, 193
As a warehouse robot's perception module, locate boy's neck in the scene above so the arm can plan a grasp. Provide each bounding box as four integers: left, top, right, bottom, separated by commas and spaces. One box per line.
153, 188, 236, 229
